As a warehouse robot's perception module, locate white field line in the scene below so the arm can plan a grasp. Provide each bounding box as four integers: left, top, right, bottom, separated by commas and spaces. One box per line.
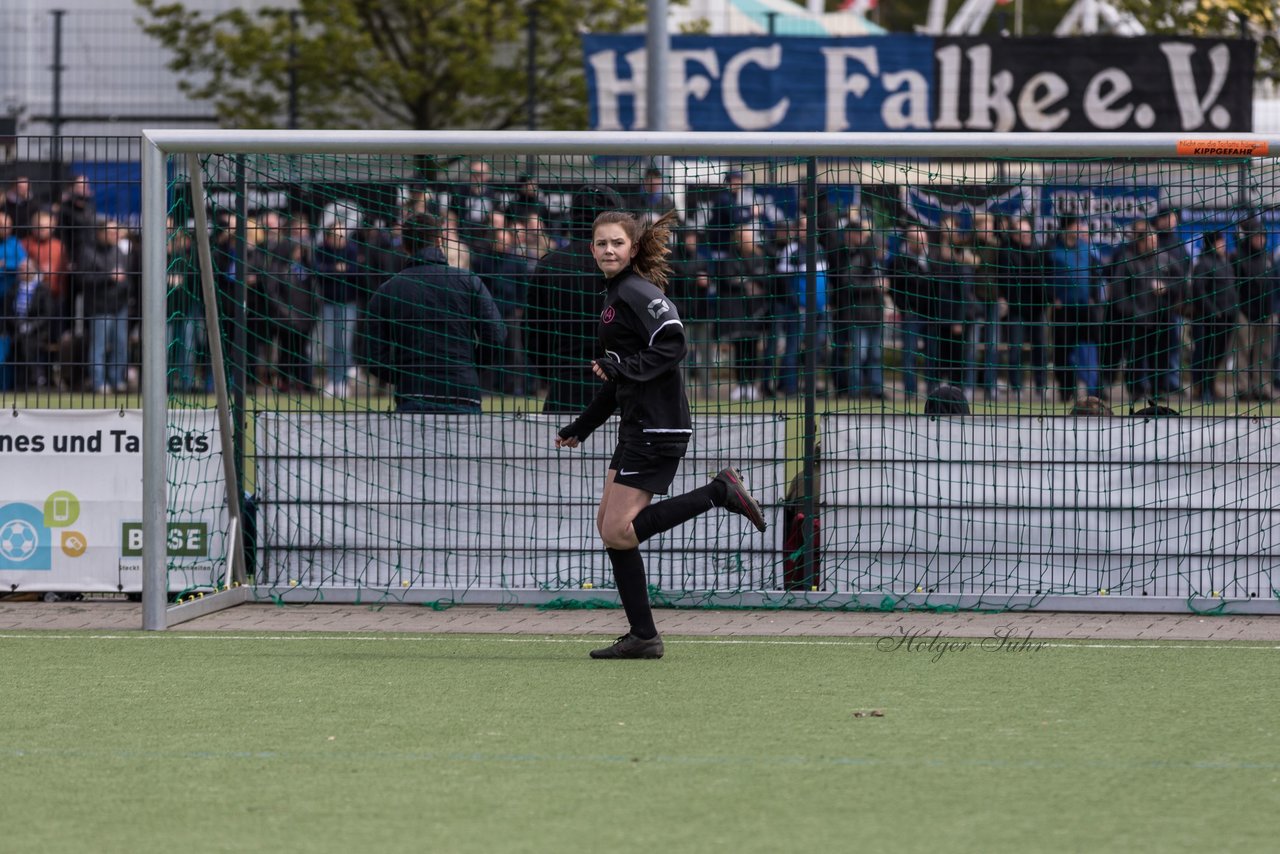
0, 633, 1277, 651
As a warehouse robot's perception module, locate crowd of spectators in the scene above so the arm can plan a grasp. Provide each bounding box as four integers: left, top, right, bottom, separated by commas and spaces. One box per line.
1, 175, 140, 394
3, 164, 1279, 410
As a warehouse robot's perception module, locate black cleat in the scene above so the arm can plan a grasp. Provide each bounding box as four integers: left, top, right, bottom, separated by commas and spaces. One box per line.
589, 633, 665, 659
715, 467, 768, 533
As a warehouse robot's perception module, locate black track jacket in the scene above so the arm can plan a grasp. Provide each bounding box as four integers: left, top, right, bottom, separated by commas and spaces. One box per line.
558, 266, 692, 449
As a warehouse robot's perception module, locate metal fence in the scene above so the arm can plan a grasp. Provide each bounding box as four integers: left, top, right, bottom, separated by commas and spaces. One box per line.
1, 136, 143, 407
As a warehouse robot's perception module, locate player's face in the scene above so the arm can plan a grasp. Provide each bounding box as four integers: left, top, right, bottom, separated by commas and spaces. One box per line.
592, 223, 637, 276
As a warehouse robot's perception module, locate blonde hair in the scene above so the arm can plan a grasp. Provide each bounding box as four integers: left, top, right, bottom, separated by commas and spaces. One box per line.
593, 208, 679, 291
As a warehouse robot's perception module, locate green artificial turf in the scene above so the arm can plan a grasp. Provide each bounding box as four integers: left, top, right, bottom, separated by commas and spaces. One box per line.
1, 631, 1277, 854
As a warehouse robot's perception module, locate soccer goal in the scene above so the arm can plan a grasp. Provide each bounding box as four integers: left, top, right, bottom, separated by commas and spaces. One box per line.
140, 130, 1280, 628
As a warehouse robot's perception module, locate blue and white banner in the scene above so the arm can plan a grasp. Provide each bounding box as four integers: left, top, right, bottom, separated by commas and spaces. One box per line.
586, 34, 933, 132
1178, 208, 1280, 262
583, 35, 1254, 133
1040, 186, 1161, 259
903, 187, 1029, 230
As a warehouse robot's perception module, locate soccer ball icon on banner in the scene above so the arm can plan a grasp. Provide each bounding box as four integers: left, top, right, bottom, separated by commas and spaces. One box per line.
0, 519, 39, 563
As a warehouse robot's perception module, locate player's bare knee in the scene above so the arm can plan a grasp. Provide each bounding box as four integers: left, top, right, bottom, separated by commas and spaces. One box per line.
600, 523, 635, 550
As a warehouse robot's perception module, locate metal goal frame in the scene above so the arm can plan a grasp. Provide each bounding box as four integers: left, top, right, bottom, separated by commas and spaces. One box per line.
139, 130, 1280, 629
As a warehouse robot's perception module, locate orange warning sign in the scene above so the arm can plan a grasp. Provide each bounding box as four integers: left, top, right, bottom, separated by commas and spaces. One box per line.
1176, 139, 1269, 157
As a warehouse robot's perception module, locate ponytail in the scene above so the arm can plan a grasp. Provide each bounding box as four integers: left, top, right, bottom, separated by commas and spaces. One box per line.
633, 209, 679, 291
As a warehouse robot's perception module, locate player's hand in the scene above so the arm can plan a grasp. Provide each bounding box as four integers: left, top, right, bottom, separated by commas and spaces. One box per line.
592, 359, 623, 382
556, 435, 580, 449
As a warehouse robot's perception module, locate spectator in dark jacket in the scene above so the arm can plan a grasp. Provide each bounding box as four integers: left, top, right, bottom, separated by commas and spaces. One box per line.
55, 174, 98, 268
358, 211, 506, 413
633, 167, 678, 226
827, 215, 883, 398
354, 218, 403, 296
448, 159, 500, 255
1107, 221, 1173, 403
471, 225, 529, 395
1231, 217, 1275, 400
166, 221, 205, 393
889, 224, 933, 399
1, 257, 59, 390
999, 217, 1049, 398
926, 232, 975, 390
257, 213, 317, 392
667, 228, 717, 395
714, 225, 770, 401
2, 176, 36, 236
79, 216, 134, 393
503, 173, 551, 226
0, 210, 27, 390
312, 222, 363, 397
1188, 229, 1238, 403
525, 184, 625, 413
1151, 206, 1191, 393
969, 213, 1004, 401
707, 170, 756, 256
773, 213, 829, 395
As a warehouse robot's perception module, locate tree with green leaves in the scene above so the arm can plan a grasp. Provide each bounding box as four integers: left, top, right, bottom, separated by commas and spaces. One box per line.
135, 0, 648, 130
1109, 0, 1280, 81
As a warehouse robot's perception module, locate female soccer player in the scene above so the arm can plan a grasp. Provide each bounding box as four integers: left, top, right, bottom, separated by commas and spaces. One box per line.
555, 208, 767, 659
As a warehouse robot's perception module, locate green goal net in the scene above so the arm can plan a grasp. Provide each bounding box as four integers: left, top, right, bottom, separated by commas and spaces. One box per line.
156, 137, 1280, 611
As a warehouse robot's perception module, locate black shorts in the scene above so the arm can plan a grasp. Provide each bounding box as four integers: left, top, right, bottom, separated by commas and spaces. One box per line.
608, 440, 686, 495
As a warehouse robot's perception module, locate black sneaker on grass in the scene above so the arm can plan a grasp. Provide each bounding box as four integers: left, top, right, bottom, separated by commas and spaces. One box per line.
589, 633, 665, 659
714, 467, 767, 533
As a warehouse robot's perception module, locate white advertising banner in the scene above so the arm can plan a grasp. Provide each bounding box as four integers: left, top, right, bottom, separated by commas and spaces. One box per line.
0, 409, 226, 593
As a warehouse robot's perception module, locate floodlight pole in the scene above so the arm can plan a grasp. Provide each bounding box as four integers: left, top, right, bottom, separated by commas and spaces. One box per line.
287, 11, 300, 130
646, 0, 669, 131
49, 9, 66, 173
49, 10, 65, 140
526, 3, 537, 131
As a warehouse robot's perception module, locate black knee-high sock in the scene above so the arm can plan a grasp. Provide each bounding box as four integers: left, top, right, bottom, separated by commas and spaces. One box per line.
631, 480, 727, 544
606, 547, 657, 639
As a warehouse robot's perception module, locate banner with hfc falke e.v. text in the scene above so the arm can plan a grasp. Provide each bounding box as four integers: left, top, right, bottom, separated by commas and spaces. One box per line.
584, 34, 1254, 133
0, 410, 226, 593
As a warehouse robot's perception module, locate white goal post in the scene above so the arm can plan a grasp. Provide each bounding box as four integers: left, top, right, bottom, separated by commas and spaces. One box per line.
140, 130, 1280, 629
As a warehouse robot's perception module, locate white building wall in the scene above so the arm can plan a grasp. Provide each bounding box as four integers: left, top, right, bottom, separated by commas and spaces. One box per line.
1, 0, 288, 139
